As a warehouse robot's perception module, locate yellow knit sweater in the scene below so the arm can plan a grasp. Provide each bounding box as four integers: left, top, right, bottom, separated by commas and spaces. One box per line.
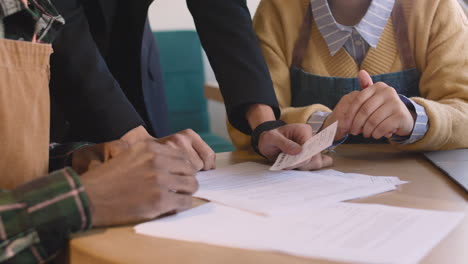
229, 0, 468, 151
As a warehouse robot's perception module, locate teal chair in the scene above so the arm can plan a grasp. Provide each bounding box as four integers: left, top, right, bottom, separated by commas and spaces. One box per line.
153, 30, 234, 153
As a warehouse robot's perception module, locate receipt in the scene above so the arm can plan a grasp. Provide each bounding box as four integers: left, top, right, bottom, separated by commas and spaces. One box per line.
270, 121, 337, 171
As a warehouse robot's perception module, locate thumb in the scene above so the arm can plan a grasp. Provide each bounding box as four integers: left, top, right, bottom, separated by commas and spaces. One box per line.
358, 70, 373, 90
274, 133, 302, 155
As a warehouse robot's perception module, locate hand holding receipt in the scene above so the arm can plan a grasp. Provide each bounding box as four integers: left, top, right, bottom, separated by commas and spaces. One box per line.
270, 121, 338, 171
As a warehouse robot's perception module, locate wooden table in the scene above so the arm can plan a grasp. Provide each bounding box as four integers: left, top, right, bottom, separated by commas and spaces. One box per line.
68, 145, 468, 264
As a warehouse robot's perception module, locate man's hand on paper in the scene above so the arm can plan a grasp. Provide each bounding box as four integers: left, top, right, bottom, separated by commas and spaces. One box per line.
81, 140, 198, 227
157, 129, 216, 171
72, 140, 130, 174
120, 125, 215, 171
258, 124, 333, 171
121, 125, 155, 145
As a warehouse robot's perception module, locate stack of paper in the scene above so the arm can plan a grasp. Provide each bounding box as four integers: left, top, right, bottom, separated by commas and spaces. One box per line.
135, 202, 464, 264
195, 162, 405, 215
134, 123, 464, 263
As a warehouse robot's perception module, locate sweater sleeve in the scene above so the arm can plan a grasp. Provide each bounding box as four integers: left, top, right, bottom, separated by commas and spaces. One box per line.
395, 0, 468, 151
228, 0, 331, 149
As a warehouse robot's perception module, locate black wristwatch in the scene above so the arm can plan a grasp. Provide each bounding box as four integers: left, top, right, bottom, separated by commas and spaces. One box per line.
250, 120, 287, 157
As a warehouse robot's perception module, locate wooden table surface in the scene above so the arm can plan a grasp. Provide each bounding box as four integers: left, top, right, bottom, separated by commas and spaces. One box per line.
68, 145, 468, 264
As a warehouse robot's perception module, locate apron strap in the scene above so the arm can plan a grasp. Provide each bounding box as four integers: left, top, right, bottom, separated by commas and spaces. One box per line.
291, 3, 313, 68
291, 0, 416, 70
392, 0, 416, 69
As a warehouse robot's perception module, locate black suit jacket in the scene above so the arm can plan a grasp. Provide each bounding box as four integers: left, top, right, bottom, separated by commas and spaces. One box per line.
50, 0, 169, 142
50, 0, 279, 143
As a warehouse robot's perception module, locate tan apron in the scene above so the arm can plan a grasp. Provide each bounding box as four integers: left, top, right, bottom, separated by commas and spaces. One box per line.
0, 38, 53, 189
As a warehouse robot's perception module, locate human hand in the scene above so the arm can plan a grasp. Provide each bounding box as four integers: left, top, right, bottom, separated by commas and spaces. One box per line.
72, 140, 129, 174
323, 70, 415, 140
81, 140, 198, 227
322, 91, 361, 141
346, 70, 415, 139
258, 123, 333, 170
157, 129, 215, 171
121, 125, 155, 145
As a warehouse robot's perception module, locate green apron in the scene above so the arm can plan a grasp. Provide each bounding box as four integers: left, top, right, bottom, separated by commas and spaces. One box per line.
290, 0, 420, 144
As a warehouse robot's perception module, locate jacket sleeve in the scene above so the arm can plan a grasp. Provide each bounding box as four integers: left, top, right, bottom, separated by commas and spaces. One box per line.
0, 168, 91, 263
50, 0, 145, 143
225, 0, 332, 148
187, 0, 280, 135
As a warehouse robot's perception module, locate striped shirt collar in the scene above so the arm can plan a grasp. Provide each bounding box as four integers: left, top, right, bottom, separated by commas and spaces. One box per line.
310, 0, 395, 56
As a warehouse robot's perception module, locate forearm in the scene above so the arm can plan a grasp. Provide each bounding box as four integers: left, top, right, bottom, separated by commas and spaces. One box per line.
246, 104, 276, 130
0, 168, 91, 263
187, 0, 279, 134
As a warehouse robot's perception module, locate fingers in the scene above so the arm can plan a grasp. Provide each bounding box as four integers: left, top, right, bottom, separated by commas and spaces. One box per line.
349, 93, 386, 135
344, 84, 378, 129
186, 130, 216, 171
358, 70, 373, 89
158, 129, 215, 171
144, 148, 197, 176
344, 82, 397, 136
270, 132, 302, 155
258, 124, 313, 159
333, 91, 359, 136
170, 175, 199, 194
361, 103, 394, 138
296, 154, 333, 171
371, 115, 402, 139
154, 191, 193, 217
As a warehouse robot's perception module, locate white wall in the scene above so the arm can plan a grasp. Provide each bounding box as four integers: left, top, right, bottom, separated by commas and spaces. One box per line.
148, 1, 261, 140
149, 0, 261, 31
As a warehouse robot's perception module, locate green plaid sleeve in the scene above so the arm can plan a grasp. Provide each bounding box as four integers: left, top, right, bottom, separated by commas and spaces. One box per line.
0, 168, 91, 263
0, 0, 64, 43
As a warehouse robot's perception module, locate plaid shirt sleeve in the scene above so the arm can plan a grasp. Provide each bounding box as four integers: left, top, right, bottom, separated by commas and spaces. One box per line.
0, 168, 92, 263
0, 0, 64, 43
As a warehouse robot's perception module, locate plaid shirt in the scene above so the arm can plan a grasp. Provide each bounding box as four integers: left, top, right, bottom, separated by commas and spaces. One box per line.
0, 0, 64, 43
0, 144, 93, 263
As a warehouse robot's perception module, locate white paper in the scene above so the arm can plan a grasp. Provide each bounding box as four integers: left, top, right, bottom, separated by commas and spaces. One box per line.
135, 203, 272, 250
270, 121, 338, 171
273, 203, 465, 264
196, 162, 396, 215
135, 203, 465, 264
318, 169, 409, 186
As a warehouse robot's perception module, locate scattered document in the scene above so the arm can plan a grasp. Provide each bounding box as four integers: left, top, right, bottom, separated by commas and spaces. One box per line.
318, 169, 409, 186
270, 121, 338, 171
135, 203, 272, 250
196, 162, 398, 215
273, 203, 465, 264
135, 203, 465, 264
